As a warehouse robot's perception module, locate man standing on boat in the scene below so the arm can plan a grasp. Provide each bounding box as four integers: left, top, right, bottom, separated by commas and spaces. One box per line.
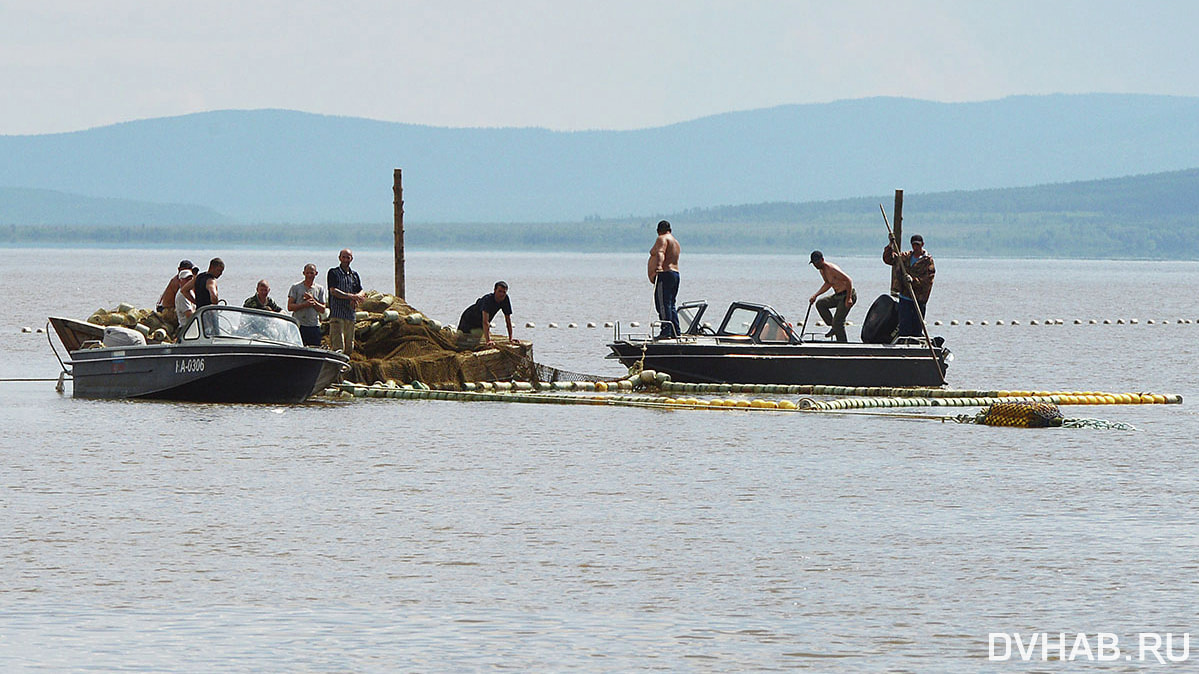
174, 267, 198, 328
808, 251, 856, 342
183, 257, 224, 309
328, 249, 365, 355
648, 220, 681, 338
883, 234, 935, 337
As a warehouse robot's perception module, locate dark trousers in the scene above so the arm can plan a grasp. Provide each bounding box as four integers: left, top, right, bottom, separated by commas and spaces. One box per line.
897, 297, 928, 337
299, 324, 323, 347
816, 289, 856, 342
654, 271, 681, 337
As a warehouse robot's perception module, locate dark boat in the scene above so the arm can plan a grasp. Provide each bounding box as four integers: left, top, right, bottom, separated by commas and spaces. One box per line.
606, 300, 951, 387
50, 305, 349, 403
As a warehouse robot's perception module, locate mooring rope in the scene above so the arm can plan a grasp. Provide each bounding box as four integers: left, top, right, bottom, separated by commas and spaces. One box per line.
0, 377, 66, 383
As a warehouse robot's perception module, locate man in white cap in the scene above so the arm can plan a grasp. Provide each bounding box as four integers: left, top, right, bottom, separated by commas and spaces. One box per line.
156, 258, 194, 326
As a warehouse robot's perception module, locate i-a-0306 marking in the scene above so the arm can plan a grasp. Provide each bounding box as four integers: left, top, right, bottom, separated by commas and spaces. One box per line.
175, 357, 205, 374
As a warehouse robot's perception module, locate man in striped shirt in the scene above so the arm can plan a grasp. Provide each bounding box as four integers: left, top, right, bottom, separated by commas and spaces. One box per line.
327, 249, 365, 354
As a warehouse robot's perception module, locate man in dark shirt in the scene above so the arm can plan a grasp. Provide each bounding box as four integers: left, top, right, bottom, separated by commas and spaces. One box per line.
327, 249, 365, 354
456, 281, 514, 348
183, 257, 225, 309
243, 279, 283, 312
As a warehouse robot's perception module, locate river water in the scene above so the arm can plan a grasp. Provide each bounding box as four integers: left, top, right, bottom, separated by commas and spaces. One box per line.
2, 247, 1198, 671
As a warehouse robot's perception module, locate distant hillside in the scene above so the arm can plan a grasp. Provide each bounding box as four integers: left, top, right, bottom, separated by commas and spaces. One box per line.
5, 169, 1198, 259
661, 168, 1199, 258
0, 186, 232, 226
2, 94, 1199, 224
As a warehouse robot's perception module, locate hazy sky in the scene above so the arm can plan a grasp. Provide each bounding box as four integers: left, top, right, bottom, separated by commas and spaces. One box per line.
2, 0, 1197, 135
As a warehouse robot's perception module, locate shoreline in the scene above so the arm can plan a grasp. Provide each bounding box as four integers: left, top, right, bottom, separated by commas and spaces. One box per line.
0, 241, 1196, 263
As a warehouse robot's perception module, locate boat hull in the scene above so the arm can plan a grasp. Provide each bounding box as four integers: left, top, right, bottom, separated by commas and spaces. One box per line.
68, 342, 348, 403
608, 340, 949, 387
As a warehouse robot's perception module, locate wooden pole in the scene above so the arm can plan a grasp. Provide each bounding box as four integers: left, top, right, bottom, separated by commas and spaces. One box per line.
890, 189, 904, 295
393, 168, 405, 299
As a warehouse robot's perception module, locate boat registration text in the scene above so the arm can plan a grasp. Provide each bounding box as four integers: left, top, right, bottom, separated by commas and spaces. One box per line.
176, 357, 206, 374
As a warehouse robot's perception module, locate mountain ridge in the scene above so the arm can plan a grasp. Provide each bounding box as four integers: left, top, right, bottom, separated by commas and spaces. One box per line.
3, 94, 1199, 223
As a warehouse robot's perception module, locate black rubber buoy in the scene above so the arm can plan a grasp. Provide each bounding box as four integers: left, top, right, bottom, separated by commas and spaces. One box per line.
861, 294, 899, 344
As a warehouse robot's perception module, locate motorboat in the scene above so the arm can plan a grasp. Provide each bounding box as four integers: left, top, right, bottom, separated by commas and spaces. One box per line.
606, 299, 951, 387
49, 304, 349, 403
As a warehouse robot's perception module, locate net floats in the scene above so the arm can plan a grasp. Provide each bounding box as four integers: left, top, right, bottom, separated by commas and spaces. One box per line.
324, 370, 1181, 414
487, 318, 1199, 331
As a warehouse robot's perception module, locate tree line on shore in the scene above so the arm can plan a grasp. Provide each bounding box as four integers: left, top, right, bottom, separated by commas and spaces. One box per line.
4, 167, 1197, 259
2, 214, 1194, 259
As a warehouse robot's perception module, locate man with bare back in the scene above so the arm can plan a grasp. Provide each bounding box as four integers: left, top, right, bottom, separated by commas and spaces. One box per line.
808, 250, 856, 342
648, 220, 681, 338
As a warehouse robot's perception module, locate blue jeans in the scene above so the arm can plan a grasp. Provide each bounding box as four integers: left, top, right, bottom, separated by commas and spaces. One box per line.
897, 297, 928, 337
654, 271, 680, 337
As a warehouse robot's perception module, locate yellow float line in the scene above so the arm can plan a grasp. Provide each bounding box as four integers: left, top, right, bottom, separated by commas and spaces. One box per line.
332, 384, 799, 411
660, 381, 1184, 403
797, 393, 1181, 411
330, 383, 1180, 411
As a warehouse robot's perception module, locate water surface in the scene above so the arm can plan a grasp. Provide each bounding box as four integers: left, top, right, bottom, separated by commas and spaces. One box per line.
2, 248, 1197, 671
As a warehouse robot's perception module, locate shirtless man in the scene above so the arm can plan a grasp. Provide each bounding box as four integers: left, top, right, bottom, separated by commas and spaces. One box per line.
156, 259, 194, 326
648, 220, 682, 338
808, 250, 856, 342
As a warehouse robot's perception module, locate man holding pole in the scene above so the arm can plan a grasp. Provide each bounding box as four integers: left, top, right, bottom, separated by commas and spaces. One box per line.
883, 234, 935, 337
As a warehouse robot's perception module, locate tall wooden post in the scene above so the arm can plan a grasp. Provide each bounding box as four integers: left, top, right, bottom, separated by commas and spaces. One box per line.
393, 169, 405, 299
890, 189, 904, 295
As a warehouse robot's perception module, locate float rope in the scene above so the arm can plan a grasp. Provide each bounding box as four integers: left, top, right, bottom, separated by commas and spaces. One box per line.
330, 383, 1144, 429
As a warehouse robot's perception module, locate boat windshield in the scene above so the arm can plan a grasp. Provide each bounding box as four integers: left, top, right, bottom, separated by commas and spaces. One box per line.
758, 314, 792, 343
200, 308, 304, 346
718, 306, 761, 336
678, 303, 705, 334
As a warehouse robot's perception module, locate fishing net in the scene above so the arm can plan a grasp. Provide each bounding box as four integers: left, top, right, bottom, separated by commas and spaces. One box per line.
955, 405, 1136, 431
342, 293, 539, 387
530, 360, 615, 383
1061, 418, 1138, 431
979, 401, 1064, 428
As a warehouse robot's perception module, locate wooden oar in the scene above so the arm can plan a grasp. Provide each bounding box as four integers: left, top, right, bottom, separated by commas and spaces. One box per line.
880, 204, 946, 384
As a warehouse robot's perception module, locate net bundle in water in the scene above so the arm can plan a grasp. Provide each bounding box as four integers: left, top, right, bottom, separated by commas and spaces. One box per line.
980, 401, 1065, 428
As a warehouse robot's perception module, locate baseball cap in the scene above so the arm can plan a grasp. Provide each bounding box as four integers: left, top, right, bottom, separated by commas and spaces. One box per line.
809, 250, 823, 265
